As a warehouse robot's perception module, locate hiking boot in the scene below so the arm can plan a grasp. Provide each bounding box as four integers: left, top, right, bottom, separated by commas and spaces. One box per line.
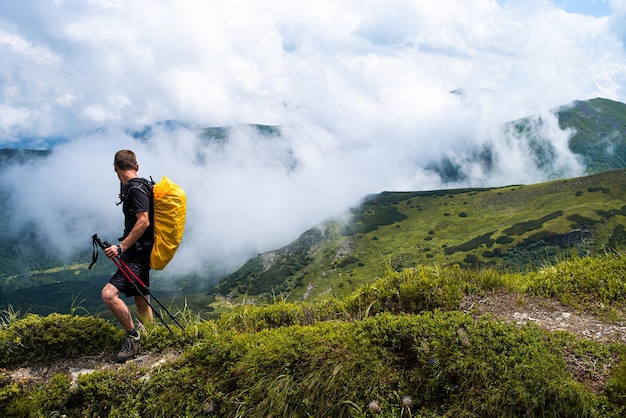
116, 334, 141, 363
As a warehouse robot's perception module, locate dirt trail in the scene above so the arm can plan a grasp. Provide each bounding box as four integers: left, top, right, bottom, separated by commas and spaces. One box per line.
7, 350, 181, 389
461, 292, 626, 344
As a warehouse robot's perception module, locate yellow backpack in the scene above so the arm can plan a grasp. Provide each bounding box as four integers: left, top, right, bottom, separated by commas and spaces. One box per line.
150, 176, 187, 270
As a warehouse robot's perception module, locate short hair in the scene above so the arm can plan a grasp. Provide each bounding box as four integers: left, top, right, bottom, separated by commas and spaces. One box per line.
114, 150, 137, 170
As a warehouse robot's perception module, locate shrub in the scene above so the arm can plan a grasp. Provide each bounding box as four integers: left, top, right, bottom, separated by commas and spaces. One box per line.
606, 354, 626, 410
608, 224, 626, 250
495, 235, 514, 244
444, 231, 496, 255
567, 213, 598, 227
72, 366, 144, 417
344, 265, 464, 318
29, 373, 73, 415
341, 206, 408, 235
526, 253, 626, 308
503, 211, 564, 236
216, 299, 349, 333
588, 186, 610, 193
0, 370, 21, 416
0, 313, 122, 367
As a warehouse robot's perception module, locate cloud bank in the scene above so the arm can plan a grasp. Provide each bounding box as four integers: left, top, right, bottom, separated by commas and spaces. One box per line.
1, 0, 626, 277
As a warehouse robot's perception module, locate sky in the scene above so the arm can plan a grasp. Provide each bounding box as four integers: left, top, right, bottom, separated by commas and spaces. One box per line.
1, 0, 626, 279
554, 0, 613, 16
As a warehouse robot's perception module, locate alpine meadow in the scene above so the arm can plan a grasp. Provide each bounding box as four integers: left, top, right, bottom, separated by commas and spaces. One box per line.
4, 97, 626, 416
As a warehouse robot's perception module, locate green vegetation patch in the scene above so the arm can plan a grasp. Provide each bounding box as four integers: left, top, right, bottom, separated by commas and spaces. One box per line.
608, 224, 626, 250
4, 311, 620, 417
444, 231, 496, 255
341, 205, 408, 235
0, 313, 122, 367
525, 253, 626, 307
567, 213, 599, 227
588, 186, 611, 193
596, 205, 626, 220
495, 235, 514, 244
503, 210, 564, 236
361, 312, 601, 417
5, 254, 626, 416
344, 265, 465, 316
216, 299, 350, 333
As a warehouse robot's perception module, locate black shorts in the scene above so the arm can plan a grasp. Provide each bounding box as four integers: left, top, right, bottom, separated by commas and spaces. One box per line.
108, 255, 150, 298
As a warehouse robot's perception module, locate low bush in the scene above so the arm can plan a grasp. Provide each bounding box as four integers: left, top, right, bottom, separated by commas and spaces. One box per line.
503, 210, 564, 236
0, 313, 122, 367
526, 253, 626, 308
444, 231, 496, 255
344, 265, 464, 318
606, 354, 626, 408
360, 312, 604, 417
216, 299, 349, 333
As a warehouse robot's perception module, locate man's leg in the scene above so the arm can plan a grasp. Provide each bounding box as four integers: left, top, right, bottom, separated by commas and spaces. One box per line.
102, 283, 142, 362
135, 295, 153, 324
102, 283, 135, 332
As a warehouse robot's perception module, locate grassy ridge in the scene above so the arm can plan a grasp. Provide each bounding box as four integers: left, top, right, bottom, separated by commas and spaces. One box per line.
2, 252, 626, 416
217, 169, 626, 305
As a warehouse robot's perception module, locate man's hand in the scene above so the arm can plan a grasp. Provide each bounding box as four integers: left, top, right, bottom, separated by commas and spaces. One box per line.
104, 245, 121, 259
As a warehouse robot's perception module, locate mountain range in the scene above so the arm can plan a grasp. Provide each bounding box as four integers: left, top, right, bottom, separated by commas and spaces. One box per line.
212, 97, 626, 305
1, 97, 626, 314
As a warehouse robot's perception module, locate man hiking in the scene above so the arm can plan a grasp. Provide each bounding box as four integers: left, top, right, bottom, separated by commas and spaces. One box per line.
102, 149, 154, 363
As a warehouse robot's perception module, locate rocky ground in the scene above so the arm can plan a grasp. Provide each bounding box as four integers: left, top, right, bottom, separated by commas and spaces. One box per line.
7, 292, 626, 393
461, 292, 626, 344
8, 349, 182, 390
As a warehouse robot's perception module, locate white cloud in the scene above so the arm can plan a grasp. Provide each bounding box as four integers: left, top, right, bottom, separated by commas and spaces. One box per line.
2, 0, 624, 132
1, 0, 626, 278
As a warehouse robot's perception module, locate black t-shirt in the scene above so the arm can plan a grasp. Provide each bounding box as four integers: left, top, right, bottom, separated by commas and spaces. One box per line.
121, 178, 154, 254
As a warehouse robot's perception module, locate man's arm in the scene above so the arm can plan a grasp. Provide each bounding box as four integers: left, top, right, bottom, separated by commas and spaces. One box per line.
104, 211, 150, 258
120, 211, 150, 253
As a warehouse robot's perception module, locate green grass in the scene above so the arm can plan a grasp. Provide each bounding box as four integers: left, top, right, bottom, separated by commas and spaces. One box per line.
3, 252, 626, 416
0, 313, 122, 368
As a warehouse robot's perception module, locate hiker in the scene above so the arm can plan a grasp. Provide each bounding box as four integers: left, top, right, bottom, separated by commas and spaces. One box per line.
102, 149, 154, 363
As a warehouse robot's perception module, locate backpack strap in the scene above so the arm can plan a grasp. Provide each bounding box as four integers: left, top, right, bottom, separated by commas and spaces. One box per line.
126, 177, 153, 197
116, 177, 153, 205
125, 177, 156, 237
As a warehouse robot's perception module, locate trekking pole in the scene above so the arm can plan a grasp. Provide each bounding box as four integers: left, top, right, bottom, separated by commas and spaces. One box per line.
91, 234, 175, 335
90, 234, 186, 335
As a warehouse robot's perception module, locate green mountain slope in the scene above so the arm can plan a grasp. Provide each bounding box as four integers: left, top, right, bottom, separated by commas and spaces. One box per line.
216, 169, 626, 302
559, 97, 626, 173
428, 97, 626, 182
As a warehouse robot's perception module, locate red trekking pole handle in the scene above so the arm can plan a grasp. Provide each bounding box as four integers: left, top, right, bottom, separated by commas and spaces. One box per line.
92, 234, 149, 289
